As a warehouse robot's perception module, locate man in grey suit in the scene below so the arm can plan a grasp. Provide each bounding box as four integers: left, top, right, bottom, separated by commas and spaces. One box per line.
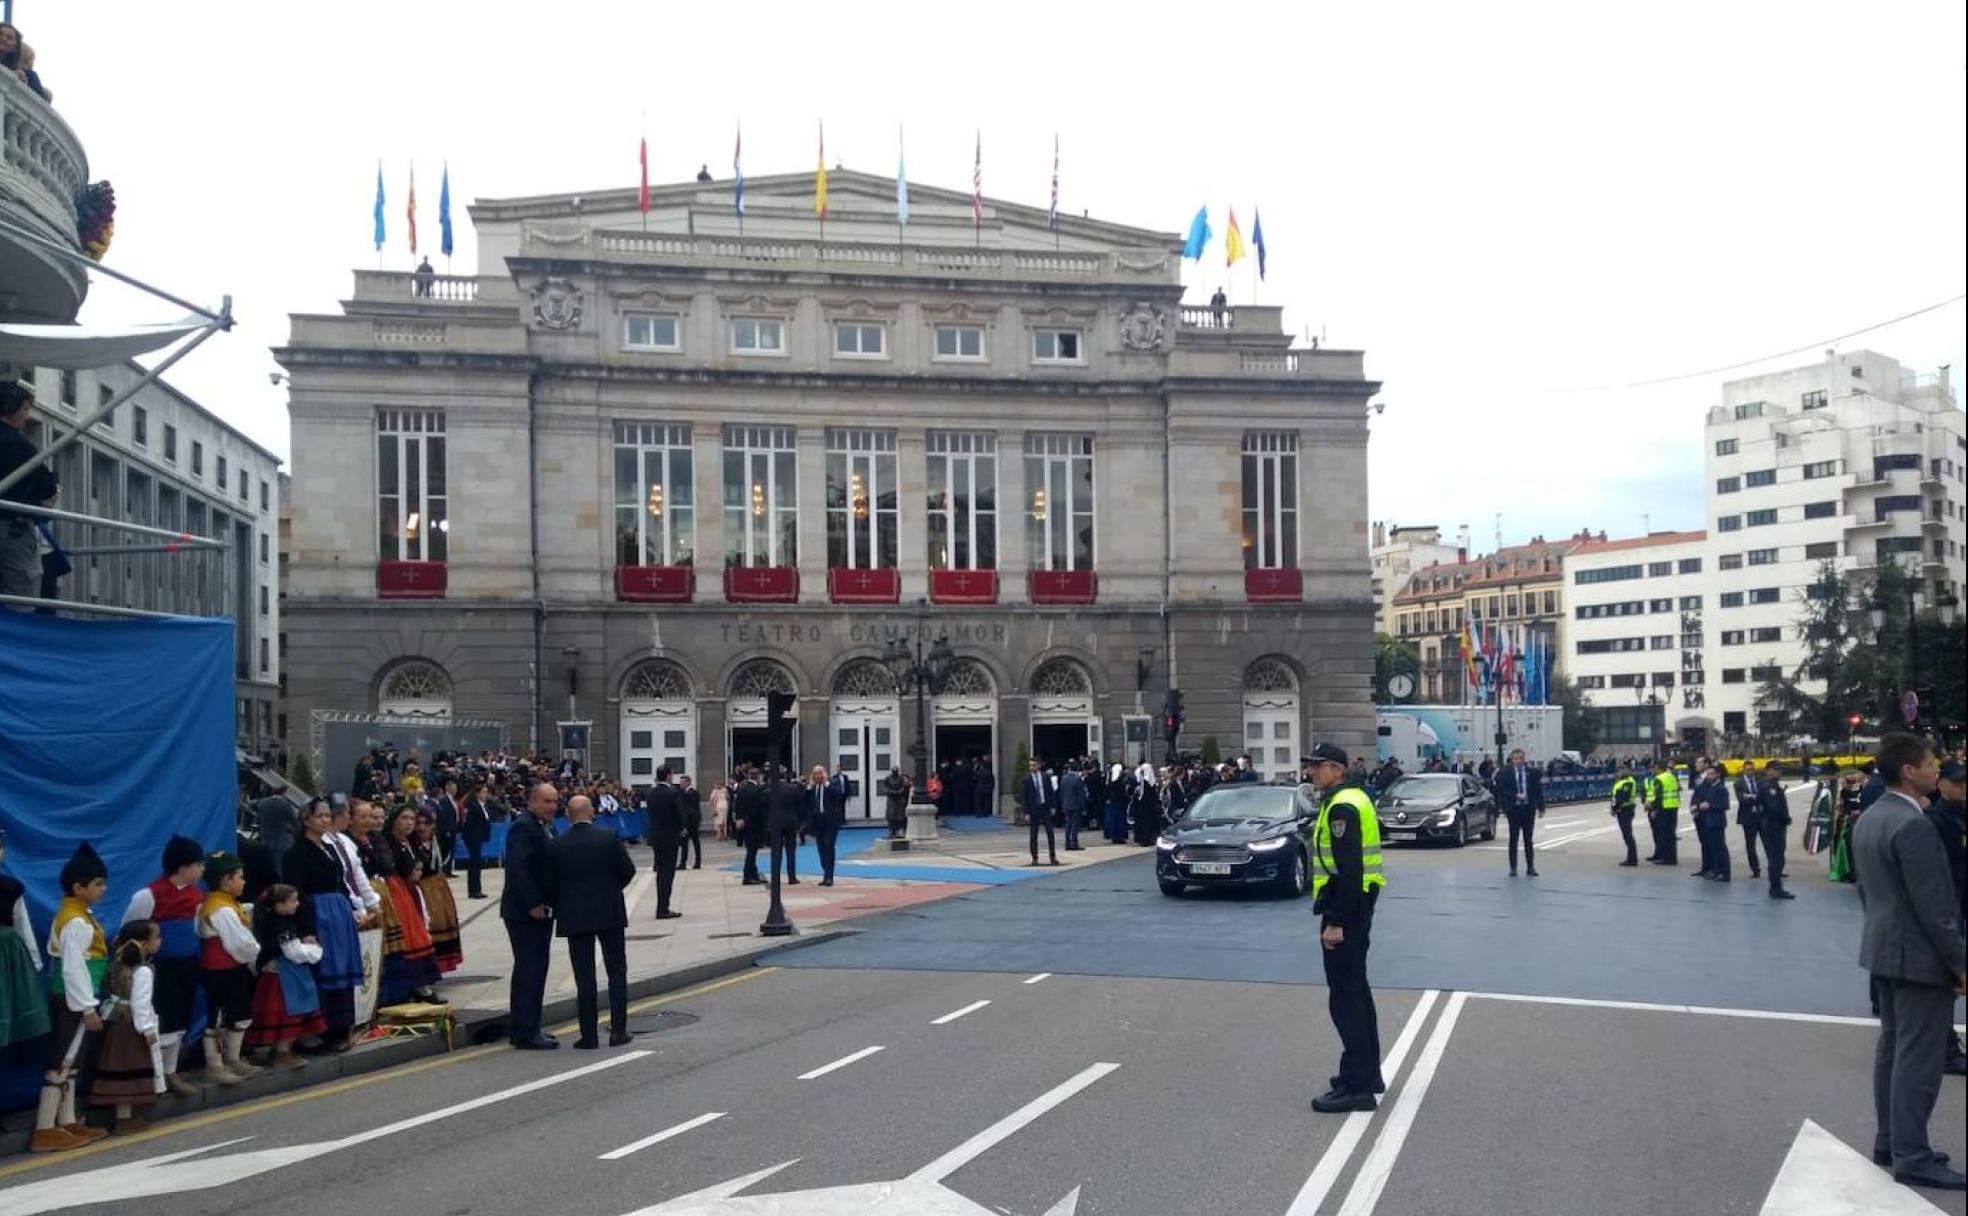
1851, 733, 1967, 1191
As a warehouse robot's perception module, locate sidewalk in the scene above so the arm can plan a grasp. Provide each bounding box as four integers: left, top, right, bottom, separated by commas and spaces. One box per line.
0, 818, 1135, 1152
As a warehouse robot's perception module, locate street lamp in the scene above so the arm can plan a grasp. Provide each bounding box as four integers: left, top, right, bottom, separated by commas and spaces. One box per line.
882, 601, 955, 847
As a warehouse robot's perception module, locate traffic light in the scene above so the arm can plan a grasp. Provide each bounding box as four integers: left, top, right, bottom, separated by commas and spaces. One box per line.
1160, 689, 1185, 753
766, 690, 796, 759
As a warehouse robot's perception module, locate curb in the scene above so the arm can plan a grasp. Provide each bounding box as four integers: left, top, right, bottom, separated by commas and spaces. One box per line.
0, 929, 847, 1158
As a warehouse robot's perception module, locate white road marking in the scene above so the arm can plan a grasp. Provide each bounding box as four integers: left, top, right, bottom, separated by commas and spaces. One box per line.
1759, 1119, 1948, 1215
797, 1045, 886, 1080
931, 1000, 992, 1025
0, 1054, 651, 1216
1334, 991, 1469, 1216
905, 1062, 1121, 1182
598, 1112, 728, 1161
1024, 973, 1053, 984
1467, 990, 1881, 1028
1285, 989, 1441, 1216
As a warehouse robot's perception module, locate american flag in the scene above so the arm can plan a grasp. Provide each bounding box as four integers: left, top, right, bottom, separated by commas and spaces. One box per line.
972, 131, 982, 228
1048, 134, 1059, 231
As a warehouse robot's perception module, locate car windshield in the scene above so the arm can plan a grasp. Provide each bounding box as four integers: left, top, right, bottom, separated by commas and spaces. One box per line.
1384, 775, 1461, 799
1178, 786, 1302, 823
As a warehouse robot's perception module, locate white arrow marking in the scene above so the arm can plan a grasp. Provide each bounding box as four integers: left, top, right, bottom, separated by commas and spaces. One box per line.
798, 1045, 885, 1080
0, 1053, 650, 1216
932, 1000, 992, 1025
907, 1062, 1120, 1182
1758, 1119, 1947, 1216
599, 1112, 728, 1161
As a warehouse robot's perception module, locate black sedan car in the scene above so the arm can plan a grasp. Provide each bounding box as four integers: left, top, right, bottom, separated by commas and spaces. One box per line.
1374, 772, 1497, 846
1155, 783, 1316, 897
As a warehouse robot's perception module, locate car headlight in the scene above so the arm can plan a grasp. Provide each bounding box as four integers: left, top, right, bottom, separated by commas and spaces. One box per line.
1435, 809, 1458, 824
1156, 836, 1177, 851
1248, 834, 1294, 851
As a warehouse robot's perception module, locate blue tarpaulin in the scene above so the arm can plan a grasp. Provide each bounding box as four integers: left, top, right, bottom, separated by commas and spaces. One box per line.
0, 611, 236, 1111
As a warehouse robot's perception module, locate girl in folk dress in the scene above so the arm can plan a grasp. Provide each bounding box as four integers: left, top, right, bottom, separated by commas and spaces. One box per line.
244, 885, 324, 1069
413, 809, 463, 973
195, 852, 262, 1084
378, 805, 443, 1005
90, 921, 163, 1136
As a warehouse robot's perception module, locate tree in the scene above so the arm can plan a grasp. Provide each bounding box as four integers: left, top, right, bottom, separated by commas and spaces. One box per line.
1550, 675, 1598, 756
1198, 736, 1222, 769
286, 752, 318, 796
1373, 633, 1421, 702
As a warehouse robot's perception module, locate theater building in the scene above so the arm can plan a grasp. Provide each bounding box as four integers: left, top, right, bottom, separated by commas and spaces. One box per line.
276, 171, 1378, 812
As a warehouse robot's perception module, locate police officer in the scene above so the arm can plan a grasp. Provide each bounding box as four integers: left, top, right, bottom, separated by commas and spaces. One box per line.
1303, 743, 1387, 1113
1645, 756, 1681, 865
1609, 766, 1640, 866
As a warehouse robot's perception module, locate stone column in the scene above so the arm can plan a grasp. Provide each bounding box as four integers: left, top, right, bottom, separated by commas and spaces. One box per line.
996, 427, 1027, 605
797, 427, 828, 603
691, 425, 723, 604
896, 430, 928, 602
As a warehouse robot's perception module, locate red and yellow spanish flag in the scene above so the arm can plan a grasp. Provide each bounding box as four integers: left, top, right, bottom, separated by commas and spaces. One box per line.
814, 121, 829, 218
406, 164, 418, 256
1459, 620, 1480, 688
1224, 207, 1247, 267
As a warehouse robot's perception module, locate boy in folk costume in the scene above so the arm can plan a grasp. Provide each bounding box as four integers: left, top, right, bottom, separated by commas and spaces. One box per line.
195, 852, 261, 1083
34, 843, 112, 1153
120, 835, 206, 1097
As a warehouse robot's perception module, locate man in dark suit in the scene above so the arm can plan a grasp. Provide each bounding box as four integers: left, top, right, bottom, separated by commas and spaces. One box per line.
1022, 759, 1059, 866
1491, 748, 1544, 877
646, 770, 685, 920
434, 778, 461, 876
809, 764, 848, 886
501, 781, 560, 1050
1755, 764, 1794, 899
1059, 765, 1089, 851
1733, 763, 1768, 879
1851, 734, 1967, 1190
765, 766, 804, 885
733, 768, 768, 884
551, 794, 636, 1049
461, 783, 492, 898
676, 775, 703, 870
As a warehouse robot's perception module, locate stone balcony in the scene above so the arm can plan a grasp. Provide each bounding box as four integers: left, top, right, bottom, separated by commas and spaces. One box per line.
0, 71, 89, 324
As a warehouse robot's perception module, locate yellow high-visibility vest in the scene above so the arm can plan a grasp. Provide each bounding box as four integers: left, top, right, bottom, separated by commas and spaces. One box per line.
1311, 786, 1385, 898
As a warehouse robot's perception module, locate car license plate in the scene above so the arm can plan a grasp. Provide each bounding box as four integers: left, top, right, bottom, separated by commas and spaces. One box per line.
1189, 862, 1233, 875
1387, 830, 1415, 840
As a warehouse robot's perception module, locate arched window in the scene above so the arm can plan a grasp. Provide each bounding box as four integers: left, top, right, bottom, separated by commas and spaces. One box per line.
729, 659, 797, 699
939, 658, 997, 698
622, 659, 692, 701
377, 660, 453, 718
832, 660, 900, 698
1028, 656, 1093, 696
1244, 657, 1299, 694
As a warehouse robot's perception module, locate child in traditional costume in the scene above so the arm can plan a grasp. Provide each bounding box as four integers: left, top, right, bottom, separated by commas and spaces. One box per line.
378, 805, 442, 1005
195, 851, 261, 1084
1, 829, 55, 1106
120, 835, 205, 1096
413, 809, 463, 974
32, 843, 111, 1153
90, 920, 164, 1135
243, 884, 323, 1069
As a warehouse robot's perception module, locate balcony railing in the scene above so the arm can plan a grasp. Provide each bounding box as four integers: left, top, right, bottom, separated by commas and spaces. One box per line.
0, 71, 91, 322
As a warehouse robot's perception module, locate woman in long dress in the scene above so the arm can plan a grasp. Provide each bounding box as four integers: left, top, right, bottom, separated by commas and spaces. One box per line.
283, 801, 362, 1050
413, 809, 463, 973
378, 806, 442, 1005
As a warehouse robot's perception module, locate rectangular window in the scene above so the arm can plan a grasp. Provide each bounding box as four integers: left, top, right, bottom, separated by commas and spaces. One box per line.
926, 431, 997, 571
1681, 596, 1702, 610
933, 324, 985, 360
1715, 438, 1738, 456
1649, 598, 1673, 613
1720, 631, 1744, 646
826, 429, 898, 570
1652, 672, 1676, 687
1801, 390, 1827, 410
1751, 665, 1783, 684
1804, 541, 1838, 559
1576, 676, 1606, 690
258, 585, 269, 616
1802, 500, 1836, 519
1678, 558, 1702, 575
1874, 536, 1922, 561
260, 479, 270, 512
612, 422, 696, 568
94, 386, 115, 430
1576, 638, 1646, 654
1647, 561, 1672, 577
730, 317, 785, 354
1650, 636, 1674, 650
1506, 595, 1520, 617
1873, 495, 1921, 519
1874, 454, 1920, 478
1715, 476, 1739, 494
1749, 627, 1781, 643
624, 313, 681, 351
376, 409, 449, 562
722, 424, 796, 567
217, 455, 228, 492
191, 441, 204, 477
258, 638, 270, 676
162, 424, 178, 464
1747, 548, 1778, 566
1031, 328, 1083, 363
1745, 469, 1776, 488
1575, 564, 1643, 584
1543, 590, 1556, 614
237, 468, 249, 503
1718, 553, 1742, 570
59, 370, 77, 408
1720, 592, 1744, 608
1748, 588, 1781, 604
832, 323, 886, 358
1802, 460, 1838, 480
1745, 509, 1777, 527
1026, 433, 1096, 571
132, 406, 149, 449
259, 532, 269, 564
1722, 670, 1746, 685
1717, 515, 1741, 532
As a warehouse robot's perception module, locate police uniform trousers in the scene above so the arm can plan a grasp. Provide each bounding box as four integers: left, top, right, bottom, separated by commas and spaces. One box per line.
1759, 816, 1788, 895
1324, 887, 1383, 1093
1651, 809, 1679, 863
1613, 808, 1638, 864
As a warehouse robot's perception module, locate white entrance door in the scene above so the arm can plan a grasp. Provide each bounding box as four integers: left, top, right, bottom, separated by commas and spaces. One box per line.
621, 703, 696, 786
831, 699, 899, 819
1242, 694, 1301, 783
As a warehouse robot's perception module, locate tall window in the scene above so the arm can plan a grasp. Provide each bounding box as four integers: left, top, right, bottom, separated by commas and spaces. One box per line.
1241, 432, 1298, 571
722, 424, 796, 568
927, 431, 997, 570
377, 410, 448, 562
1024, 433, 1094, 571
612, 422, 695, 567
826, 429, 897, 569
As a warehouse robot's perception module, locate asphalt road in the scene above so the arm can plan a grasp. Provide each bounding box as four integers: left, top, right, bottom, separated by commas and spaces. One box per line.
1, 788, 1961, 1216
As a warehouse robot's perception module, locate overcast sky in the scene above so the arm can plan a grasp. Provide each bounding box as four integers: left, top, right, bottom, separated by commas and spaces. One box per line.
26, 0, 1966, 547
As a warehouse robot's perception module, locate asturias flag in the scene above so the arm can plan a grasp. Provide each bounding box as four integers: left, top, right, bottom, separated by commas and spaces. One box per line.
372, 163, 385, 252
1225, 207, 1246, 267
733, 123, 745, 218
438, 164, 454, 258
1182, 206, 1211, 260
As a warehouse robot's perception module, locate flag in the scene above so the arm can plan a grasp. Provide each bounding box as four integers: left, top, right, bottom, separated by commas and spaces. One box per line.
438, 164, 454, 258
372, 163, 385, 251
1048, 133, 1059, 231
1182, 206, 1211, 260
814, 121, 828, 218
406, 164, 417, 256
1459, 619, 1480, 688
971, 131, 982, 229
896, 126, 908, 227
733, 123, 745, 218
638, 136, 650, 213
1225, 207, 1246, 267
1252, 208, 1267, 280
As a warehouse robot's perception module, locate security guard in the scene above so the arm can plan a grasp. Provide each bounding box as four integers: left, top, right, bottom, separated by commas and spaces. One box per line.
1609, 767, 1640, 867
1303, 743, 1387, 1113
1646, 756, 1681, 865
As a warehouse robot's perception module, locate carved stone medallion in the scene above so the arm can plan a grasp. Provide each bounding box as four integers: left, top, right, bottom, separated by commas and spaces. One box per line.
1118, 302, 1169, 351
531, 277, 585, 330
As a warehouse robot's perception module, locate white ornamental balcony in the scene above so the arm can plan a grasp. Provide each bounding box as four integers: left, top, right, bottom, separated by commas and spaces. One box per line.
0, 70, 90, 324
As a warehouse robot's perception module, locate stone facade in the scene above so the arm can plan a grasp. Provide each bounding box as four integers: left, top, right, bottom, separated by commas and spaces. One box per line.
276, 171, 1379, 809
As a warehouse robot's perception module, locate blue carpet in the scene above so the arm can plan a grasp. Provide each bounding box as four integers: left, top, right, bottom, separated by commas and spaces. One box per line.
936, 816, 1012, 833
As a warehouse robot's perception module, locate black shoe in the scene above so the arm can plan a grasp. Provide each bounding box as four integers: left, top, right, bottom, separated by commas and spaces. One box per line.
691, 864, 702, 870
1692, 871, 1712, 879
819, 878, 834, 887
1047, 858, 1062, 866
1749, 870, 1762, 879
656, 910, 682, 920
787, 878, 801, 885
1618, 860, 1638, 867
1329, 1073, 1387, 1095
512, 1036, 560, 1051
1311, 1090, 1377, 1113
572, 1038, 600, 1051
609, 1031, 635, 1047
1945, 1054, 1967, 1077
1876, 1148, 1952, 1166
1770, 889, 1796, 900
1029, 858, 1043, 866
742, 877, 763, 886
468, 893, 490, 900
1508, 869, 1517, 877
1892, 1163, 1967, 1191
1526, 868, 1538, 877
1710, 875, 1730, 883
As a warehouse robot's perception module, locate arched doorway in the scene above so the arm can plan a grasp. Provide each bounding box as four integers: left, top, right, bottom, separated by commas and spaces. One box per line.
1242, 658, 1301, 782
1027, 656, 1101, 767
377, 660, 453, 718
620, 659, 695, 786
727, 659, 798, 774
932, 658, 998, 814
829, 660, 900, 820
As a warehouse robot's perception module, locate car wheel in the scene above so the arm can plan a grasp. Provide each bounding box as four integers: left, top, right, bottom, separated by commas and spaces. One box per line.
1158, 878, 1186, 897
1480, 811, 1497, 841
1455, 813, 1470, 847
1277, 847, 1308, 897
